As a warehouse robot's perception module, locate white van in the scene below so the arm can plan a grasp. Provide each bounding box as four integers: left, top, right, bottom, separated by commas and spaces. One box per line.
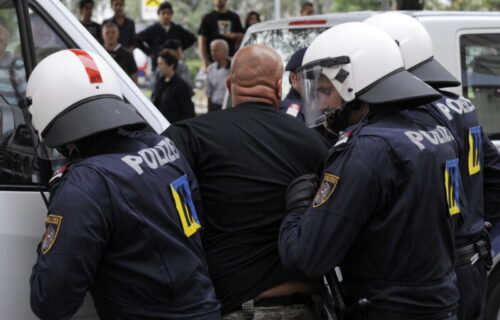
240, 11, 500, 319
0, 0, 168, 319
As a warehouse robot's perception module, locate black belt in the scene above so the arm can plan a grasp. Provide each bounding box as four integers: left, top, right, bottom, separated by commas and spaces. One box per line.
360, 309, 456, 320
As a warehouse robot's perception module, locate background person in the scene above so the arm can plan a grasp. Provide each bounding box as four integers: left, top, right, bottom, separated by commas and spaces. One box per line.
78, 0, 101, 43
161, 39, 192, 88
198, 0, 244, 69
152, 49, 195, 123
137, 1, 196, 70
206, 39, 230, 112
103, 0, 136, 50
279, 23, 460, 319
244, 11, 261, 31
28, 49, 221, 320
0, 25, 25, 105
280, 47, 306, 121
300, 2, 315, 16
102, 22, 137, 84
165, 44, 327, 319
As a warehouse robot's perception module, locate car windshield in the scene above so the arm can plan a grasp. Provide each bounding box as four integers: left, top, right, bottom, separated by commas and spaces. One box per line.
244, 27, 329, 94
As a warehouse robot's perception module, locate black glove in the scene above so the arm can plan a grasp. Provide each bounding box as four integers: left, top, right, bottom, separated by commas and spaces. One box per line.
285, 173, 320, 214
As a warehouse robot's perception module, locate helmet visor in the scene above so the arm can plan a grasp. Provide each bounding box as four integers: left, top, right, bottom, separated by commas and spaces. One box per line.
299, 66, 344, 128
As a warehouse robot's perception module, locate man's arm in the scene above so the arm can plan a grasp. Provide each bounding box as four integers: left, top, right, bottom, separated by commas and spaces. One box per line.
136, 25, 152, 56
179, 25, 197, 50
198, 35, 210, 69
30, 169, 110, 319
483, 134, 500, 225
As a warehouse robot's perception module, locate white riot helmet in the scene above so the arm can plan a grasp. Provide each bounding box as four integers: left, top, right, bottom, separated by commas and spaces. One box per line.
365, 12, 460, 89
299, 22, 440, 130
27, 49, 146, 148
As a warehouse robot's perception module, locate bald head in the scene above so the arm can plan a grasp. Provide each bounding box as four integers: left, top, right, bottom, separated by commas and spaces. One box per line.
227, 44, 283, 107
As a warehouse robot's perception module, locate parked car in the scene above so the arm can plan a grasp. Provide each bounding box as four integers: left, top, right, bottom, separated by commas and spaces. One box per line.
238, 11, 500, 319
0, 0, 168, 319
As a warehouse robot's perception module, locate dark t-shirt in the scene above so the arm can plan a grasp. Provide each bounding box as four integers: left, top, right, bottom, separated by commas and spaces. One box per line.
198, 10, 244, 58
81, 20, 102, 43
106, 45, 137, 78
165, 102, 327, 314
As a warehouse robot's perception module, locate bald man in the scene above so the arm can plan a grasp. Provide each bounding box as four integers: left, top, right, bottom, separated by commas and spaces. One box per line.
165, 44, 326, 319
206, 39, 230, 112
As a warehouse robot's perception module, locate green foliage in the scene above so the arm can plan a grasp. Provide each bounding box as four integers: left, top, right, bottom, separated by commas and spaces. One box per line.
186, 58, 203, 82
332, 0, 384, 12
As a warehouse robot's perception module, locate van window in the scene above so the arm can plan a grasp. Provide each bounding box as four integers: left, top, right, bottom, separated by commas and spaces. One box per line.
0, 0, 39, 187
460, 33, 500, 139
28, 9, 68, 63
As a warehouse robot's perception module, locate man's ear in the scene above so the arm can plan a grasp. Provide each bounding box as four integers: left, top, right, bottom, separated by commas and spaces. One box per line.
276, 78, 282, 102
226, 76, 231, 91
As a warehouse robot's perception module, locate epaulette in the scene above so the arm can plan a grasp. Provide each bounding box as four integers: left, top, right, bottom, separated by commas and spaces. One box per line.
49, 166, 68, 184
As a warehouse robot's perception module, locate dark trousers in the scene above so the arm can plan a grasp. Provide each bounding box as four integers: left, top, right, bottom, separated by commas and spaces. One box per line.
456, 259, 488, 320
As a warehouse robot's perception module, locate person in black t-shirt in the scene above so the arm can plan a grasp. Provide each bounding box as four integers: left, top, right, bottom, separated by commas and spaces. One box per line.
165, 44, 326, 319
78, 0, 101, 43
103, 0, 136, 50
153, 49, 194, 123
137, 2, 196, 70
102, 22, 137, 84
198, 0, 244, 69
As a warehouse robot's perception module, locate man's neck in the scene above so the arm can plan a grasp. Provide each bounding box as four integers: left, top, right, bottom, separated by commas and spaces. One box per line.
104, 42, 119, 51
114, 14, 125, 23
215, 7, 228, 13
217, 58, 229, 68
81, 17, 92, 24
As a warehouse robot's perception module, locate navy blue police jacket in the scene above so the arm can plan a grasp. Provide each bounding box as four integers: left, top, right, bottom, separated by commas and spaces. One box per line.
414, 92, 500, 241
279, 109, 460, 313
30, 132, 221, 320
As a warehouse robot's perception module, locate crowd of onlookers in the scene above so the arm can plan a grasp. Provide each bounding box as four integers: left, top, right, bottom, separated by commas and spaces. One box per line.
77, 0, 316, 123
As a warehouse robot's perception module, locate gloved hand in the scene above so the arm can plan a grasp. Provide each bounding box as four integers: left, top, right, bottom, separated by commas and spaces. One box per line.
285, 173, 320, 214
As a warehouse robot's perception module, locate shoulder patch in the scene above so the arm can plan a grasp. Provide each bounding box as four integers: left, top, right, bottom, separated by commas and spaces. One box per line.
41, 215, 63, 254
313, 173, 340, 207
286, 103, 301, 118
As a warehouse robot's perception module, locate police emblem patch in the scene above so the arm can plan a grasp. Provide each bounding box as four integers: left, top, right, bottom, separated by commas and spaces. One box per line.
41, 215, 63, 254
313, 173, 340, 207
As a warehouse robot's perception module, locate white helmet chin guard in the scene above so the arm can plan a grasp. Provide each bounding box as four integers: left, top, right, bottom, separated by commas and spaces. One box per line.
27, 49, 146, 148
299, 22, 440, 127
365, 12, 460, 88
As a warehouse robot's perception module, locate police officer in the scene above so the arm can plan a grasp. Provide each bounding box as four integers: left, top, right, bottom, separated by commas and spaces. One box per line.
278, 22, 461, 319
28, 49, 221, 320
365, 12, 500, 320
280, 47, 307, 121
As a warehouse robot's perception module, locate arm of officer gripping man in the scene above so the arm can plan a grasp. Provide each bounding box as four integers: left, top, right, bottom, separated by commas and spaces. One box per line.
279, 137, 388, 279
285, 174, 321, 214
483, 134, 500, 225
30, 167, 111, 320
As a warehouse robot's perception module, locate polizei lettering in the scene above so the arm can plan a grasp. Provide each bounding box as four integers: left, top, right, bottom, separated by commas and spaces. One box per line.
121, 137, 180, 174
404, 125, 455, 151
435, 96, 475, 121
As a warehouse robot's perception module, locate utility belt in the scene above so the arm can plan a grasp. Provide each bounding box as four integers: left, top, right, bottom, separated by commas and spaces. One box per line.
455, 227, 492, 268
345, 309, 456, 320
